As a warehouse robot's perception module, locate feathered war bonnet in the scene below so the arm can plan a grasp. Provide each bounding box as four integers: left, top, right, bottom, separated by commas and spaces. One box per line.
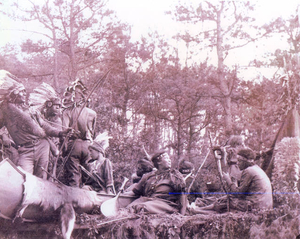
89, 131, 112, 156
65, 79, 87, 94
0, 70, 25, 103
28, 82, 61, 112
62, 79, 87, 108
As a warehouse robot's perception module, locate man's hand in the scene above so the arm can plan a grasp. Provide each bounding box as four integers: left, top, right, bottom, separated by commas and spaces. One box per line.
223, 172, 231, 185
213, 147, 222, 160
106, 186, 114, 195
1, 134, 11, 147
59, 127, 73, 138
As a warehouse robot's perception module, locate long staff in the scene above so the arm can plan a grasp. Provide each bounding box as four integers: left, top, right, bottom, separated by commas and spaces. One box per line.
79, 164, 106, 190
187, 149, 210, 194
53, 68, 112, 179
100, 177, 129, 217
209, 133, 230, 212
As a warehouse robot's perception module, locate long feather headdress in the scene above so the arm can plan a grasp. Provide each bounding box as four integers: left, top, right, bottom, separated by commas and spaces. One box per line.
0, 70, 25, 103
29, 82, 60, 112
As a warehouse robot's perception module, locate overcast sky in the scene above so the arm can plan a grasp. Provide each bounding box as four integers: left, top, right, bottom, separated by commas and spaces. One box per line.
106, 0, 300, 39
0, 0, 299, 78
1, 0, 299, 45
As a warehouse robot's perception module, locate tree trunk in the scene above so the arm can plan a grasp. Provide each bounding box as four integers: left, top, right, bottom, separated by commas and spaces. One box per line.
52, 30, 58, 90
69, 0, 77, 81
176, 115, 183, 167
216, 5, 232, 136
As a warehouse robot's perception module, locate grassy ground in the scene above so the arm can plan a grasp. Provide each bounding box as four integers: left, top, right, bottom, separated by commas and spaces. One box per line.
0, 204, 299, 239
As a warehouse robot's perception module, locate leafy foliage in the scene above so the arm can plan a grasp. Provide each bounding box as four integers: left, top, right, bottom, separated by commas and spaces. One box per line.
271, 137, 300, 208
2, 206, 299, 238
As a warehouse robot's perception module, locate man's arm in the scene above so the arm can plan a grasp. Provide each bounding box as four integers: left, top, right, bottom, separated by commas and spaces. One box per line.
103, 159, 114, 194
0, 109, 5, 130
0, 111, 10, 146
224, 170, 252, 197
1, 132, 11, 147
86, 108, 96, 139
62, 110, 71, 129
235, 169, 252, 194
123, 172, 149, 196
35, 111, 70, 138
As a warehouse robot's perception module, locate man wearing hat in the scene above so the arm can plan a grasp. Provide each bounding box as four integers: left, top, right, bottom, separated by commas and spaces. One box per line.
84, 132, 114, 194
126, 150, 187, 215
131, 157, 156, 183
191, 148, 273, 213
61, 80, 97, 187
0, 70, 69, 179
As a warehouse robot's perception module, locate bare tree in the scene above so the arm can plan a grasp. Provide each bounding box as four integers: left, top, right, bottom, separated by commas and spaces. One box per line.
12, 0, 126, 89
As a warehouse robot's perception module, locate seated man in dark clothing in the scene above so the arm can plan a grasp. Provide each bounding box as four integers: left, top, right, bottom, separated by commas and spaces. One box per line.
190, 148, 273, 214
126, 151, 187, 215
132, 157, 156, 183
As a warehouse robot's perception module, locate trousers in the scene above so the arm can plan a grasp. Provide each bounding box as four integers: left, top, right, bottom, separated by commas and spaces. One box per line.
17, 138, 50, 179
65, 139, 90, 187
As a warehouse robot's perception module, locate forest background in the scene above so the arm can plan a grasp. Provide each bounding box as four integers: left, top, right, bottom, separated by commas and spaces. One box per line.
1, 0, 300, 187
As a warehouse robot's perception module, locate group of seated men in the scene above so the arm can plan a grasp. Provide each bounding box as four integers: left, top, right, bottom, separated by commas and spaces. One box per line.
123, 138, 273, 215
0, 70, 273, 216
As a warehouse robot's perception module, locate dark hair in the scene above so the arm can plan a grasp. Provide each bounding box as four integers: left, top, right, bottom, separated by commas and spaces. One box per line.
151, 150, 166, 169
136, 158, 154, 177
237, 148, 256, 161
179, 160, 194, 174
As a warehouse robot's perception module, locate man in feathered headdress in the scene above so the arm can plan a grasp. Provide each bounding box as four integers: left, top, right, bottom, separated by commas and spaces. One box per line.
29, 83, 63, 176
83, 132, 114, 194
29, 82, 62, 129
0, 70, 70, 179
61, 79, 97, 187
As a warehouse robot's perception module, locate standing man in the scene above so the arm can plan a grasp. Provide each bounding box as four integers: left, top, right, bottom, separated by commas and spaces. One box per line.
0, 70, 69, 179
29, 83, 63, 176
61, 80, 97, 187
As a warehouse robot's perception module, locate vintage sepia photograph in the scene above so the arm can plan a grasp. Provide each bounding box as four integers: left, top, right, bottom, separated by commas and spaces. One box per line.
0, 0, 300, 238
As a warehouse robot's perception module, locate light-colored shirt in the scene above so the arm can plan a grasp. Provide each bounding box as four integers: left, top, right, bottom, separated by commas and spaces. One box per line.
62, 106, 96, 141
